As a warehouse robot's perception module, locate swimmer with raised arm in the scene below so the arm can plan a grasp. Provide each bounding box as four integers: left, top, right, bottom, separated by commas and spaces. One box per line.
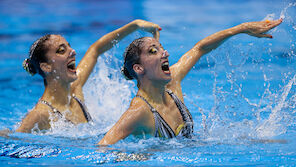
1, 20, 161, 134
98, 19, 282, 145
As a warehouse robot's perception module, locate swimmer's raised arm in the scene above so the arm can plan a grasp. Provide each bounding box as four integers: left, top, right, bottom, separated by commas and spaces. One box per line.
74, 19, 161, 87
171, 19, 282, 81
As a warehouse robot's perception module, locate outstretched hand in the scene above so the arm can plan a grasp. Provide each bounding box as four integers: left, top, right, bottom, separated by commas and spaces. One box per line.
242, 19, 283, 38
134, 19, 161, 40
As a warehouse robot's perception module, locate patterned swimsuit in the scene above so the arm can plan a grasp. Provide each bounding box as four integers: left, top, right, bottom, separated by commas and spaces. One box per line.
136, 89, 193, 138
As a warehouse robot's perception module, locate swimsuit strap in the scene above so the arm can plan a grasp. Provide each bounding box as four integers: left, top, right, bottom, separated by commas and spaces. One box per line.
39, 95, 93, 123
136, 95, 176, 138
135, 95, 157, 113
39, 100, 62, 116
39, 100, 73, 123
165, 89, 193, 138
165, 89, 193, 123
72, 95, 93, 122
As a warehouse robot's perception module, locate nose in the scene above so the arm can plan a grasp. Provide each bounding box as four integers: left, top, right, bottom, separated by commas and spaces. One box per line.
162, 50, 169, 58
70, 49, 76, 57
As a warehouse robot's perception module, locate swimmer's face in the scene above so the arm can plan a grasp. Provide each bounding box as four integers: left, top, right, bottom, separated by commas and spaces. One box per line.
137, 37, 171, 84
43, 35, 77, 83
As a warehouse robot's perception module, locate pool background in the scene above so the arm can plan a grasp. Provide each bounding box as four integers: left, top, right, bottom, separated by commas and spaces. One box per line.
0, 0, 296, 166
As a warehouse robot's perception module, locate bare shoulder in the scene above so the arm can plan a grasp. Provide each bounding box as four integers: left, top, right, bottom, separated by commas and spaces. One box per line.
120, 97, 155, 129
98, 97, 155, 145
30, 103, 51, 118
124, 97, 152, 119
16, 103, 51, 133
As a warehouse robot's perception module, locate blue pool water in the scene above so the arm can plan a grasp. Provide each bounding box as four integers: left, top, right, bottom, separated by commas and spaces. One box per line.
1, 0, 296, 166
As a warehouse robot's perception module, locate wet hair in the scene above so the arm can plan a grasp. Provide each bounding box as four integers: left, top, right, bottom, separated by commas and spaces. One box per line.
22, 34, 52, 77
121, 37, 148, 80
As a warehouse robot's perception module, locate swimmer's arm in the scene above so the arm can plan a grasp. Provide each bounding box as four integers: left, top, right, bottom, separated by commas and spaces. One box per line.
75, 19, 161, 87
15, 110, 49, 133
171, 19, 282, 81
98, 104, 150, 145
0, 128, 13, 137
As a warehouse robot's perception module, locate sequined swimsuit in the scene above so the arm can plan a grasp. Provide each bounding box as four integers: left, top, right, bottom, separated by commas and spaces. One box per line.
136, 89, 193, 138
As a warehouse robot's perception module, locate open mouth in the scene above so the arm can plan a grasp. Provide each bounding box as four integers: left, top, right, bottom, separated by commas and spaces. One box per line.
67, 60, 76, 73
161, 61, 170, 74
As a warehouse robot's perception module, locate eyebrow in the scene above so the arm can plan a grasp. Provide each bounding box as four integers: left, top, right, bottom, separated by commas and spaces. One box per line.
148, 44, 158, 48
58, 43, 67, 48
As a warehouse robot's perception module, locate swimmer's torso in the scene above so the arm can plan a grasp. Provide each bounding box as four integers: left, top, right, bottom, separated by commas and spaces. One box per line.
132, 84, 193, 138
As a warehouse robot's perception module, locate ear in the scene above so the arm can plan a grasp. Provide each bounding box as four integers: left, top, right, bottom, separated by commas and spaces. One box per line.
40, 62, 52, 73
133, 64, 144, 75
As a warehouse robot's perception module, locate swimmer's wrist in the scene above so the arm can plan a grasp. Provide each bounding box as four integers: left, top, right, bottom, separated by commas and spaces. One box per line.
236, 23, 249, 34
131, 19, 142, 29
223, 24, 246, 37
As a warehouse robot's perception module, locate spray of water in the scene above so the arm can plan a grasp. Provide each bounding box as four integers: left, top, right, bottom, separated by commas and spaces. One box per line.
196, 3, 296, 142
256, 74, 296, 137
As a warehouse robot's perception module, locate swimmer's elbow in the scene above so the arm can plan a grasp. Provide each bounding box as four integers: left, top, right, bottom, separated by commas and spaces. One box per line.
15, 127, 29, 133
98, 135, 121, 145
97, 138, 112, 146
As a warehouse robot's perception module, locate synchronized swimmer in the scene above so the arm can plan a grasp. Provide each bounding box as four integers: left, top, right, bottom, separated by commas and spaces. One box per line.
0, 18, 282, 145
0, 19, 160, 135
98, 19, 282, 145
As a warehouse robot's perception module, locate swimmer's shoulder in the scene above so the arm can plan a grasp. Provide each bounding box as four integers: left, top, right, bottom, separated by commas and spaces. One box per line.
126, 97, 155, 130
24, 103, 51, 124
16, 103, 51, 133
31, 103, 51, 118
129, 96, 152, 115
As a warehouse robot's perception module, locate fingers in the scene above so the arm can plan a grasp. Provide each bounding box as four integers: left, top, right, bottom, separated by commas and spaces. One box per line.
153, 23, 161, 31
153, 29, 160, 40
266, 18, 283, 29
257, 33, 273, 38
139, 21, 161, 40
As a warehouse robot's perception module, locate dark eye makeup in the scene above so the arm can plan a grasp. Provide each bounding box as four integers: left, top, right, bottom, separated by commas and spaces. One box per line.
149, 47, 158, 54
56, 44, 67, 54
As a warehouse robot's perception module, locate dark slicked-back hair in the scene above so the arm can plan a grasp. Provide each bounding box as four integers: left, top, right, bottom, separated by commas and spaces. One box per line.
121, 37, 148, 80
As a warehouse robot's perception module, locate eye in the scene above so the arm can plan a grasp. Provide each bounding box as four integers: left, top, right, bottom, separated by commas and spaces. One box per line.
57, 46, 66, 54
149, 47, 158, 54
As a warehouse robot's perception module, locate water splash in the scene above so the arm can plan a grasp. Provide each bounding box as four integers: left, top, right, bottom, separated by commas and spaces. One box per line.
280, 2, 296, 20
83, 51, 136, 134
256, 74, 296, 138
263, 13, 276, 21
194, 3, 296, 142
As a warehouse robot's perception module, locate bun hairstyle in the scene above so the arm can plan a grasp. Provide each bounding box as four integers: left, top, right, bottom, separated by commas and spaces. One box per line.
23, 34, 51, 77
121, 37, 147, 80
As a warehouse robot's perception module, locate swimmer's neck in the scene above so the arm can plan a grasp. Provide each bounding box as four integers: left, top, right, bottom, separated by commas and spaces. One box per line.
137, 81, 169, 105
42, 79, 71, 107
